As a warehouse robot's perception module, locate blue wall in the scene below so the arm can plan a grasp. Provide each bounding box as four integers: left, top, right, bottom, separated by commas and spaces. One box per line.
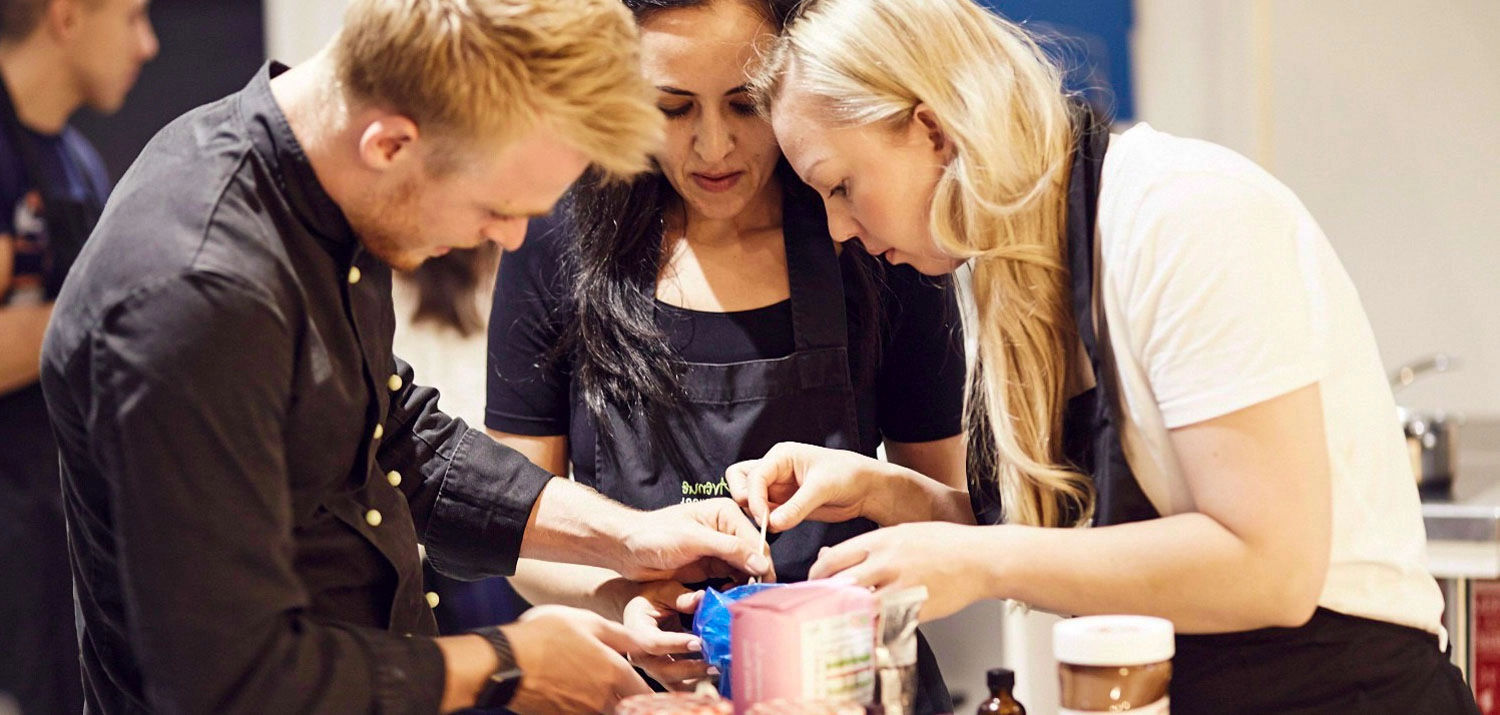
976, 0, 1136, 121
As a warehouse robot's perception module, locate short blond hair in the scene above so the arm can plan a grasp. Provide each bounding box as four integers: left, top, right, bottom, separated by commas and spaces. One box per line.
334, 0, 663, 179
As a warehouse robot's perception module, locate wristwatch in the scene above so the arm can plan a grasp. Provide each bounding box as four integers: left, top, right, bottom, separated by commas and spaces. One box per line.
472, 625, 525, 709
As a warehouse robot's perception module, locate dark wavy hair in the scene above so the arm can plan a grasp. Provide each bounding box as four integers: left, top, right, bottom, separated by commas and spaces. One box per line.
403, 244, 499, 337
550, 0, 886, 474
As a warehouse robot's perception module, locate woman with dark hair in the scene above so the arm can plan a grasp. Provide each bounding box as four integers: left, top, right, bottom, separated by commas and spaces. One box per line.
483, 0, 966, 706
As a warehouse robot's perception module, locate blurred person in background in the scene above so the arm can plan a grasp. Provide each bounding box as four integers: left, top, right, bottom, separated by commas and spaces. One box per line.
393, 245, 500, 430
0, 0, 155, 712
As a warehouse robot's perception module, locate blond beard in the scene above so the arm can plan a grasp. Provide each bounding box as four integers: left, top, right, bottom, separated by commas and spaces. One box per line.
347, 174, 425, 272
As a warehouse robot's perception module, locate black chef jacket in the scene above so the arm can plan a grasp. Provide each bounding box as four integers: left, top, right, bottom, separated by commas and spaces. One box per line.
39, 63, 555, 714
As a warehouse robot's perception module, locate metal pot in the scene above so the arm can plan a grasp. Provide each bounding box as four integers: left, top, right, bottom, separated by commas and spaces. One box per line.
1398, 406, 1461, 497
1391, 355, 1463, 498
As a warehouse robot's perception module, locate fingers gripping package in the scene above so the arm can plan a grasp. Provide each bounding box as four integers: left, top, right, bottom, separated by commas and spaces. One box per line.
728, 581, 879, 714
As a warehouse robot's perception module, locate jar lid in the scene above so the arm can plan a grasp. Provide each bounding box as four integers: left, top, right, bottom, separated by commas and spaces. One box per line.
1053, 615, 1175, 666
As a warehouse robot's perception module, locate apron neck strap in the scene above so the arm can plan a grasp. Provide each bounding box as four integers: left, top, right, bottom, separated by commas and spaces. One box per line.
782, 180, 851, 352
1065, 104, 1113, 362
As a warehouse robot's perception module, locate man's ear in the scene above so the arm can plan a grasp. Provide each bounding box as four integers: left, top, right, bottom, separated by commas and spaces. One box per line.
356, 115, 420, 171
912, 103, 955, 162
46, 0, 86, 42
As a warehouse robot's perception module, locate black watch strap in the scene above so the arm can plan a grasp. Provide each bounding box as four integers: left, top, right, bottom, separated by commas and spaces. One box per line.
472, 626, 524, 709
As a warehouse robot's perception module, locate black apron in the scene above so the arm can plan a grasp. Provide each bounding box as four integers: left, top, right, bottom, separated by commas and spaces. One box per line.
586, 196, 953, 713
1049, 110, 1476, 713
0, 76, 98, 715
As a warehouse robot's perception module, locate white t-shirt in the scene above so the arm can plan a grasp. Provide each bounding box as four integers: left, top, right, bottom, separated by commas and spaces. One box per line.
1095, 123, 1445, 638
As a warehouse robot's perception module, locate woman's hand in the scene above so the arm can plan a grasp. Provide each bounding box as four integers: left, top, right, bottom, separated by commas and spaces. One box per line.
619, 581, 711, 691
809, 522, 990, 621
725, 442, 892, 532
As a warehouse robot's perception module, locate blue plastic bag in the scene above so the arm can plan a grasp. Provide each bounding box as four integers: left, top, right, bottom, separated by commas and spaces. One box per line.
691, 582, 786, 698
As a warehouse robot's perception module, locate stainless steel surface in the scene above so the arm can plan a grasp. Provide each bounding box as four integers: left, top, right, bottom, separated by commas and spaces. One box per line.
1423, 419, 1500, 542
1393, 354, 1465, 491
1406, 410, 1463, 490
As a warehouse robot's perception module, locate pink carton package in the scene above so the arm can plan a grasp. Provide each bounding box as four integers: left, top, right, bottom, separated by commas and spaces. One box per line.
729, 580, 878, 714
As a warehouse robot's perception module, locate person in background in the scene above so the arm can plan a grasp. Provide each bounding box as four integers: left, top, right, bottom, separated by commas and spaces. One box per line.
393, 245, 500, 428
484, 0, 965, 707
39, 0, 771, 712
0, 0, 155, 712
731, 0, 1478, 711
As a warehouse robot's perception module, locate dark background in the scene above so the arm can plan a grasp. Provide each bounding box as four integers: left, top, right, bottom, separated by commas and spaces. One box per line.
71, 0, 264, 182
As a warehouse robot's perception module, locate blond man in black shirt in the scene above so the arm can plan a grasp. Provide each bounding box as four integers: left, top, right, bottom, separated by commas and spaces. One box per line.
40, 1, 770, 712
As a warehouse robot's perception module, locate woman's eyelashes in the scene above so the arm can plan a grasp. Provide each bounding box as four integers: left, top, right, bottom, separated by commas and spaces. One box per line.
655, 100, 759, 119
828, 181, 848, 199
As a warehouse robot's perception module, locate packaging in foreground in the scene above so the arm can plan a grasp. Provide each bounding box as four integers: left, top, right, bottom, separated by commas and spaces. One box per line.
1053, 615, 1174, 714
729, 581, 878, 714
695, 583, 788, 697
873, 586, 927, 714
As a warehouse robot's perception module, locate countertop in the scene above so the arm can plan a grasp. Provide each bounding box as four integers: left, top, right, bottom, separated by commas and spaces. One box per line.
1423, 418, 1500, 579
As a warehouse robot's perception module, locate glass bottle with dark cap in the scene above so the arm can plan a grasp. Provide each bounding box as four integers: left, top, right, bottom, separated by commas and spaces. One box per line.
976, 668, 1026, 715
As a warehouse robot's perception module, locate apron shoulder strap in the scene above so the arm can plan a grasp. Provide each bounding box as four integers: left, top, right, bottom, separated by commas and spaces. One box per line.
1066, 107, 1112, 359
1062, 104, 1163, 527
782, 181, 851, 352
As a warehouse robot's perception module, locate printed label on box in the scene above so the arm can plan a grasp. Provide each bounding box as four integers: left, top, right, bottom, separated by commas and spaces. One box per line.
799, 611, 875, 703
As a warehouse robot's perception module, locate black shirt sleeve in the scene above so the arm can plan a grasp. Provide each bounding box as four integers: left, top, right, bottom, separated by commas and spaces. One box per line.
83, 273, 446, 714
485, 216, 573, 436
875, 266, 967, 443
381, 354, 555, 580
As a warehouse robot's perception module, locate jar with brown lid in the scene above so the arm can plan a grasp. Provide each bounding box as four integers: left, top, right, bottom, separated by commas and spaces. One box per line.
1053, 616, 1174, 713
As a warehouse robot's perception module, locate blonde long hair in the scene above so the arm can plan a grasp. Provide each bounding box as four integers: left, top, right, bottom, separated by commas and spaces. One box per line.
754, 0, 1092, 526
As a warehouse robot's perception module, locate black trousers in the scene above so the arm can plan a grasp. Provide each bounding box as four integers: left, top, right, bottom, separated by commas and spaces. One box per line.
1173, 607, 1478, 714
0, 384, 82, 714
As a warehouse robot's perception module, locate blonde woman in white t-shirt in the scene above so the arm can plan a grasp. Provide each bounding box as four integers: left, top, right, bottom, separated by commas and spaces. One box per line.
726, 0, 1476, 710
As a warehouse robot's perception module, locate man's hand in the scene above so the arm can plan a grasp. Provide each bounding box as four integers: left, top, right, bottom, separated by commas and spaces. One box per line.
501, 606, 653, 714
617, 498, 773, 583
620, 581, 711, 690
